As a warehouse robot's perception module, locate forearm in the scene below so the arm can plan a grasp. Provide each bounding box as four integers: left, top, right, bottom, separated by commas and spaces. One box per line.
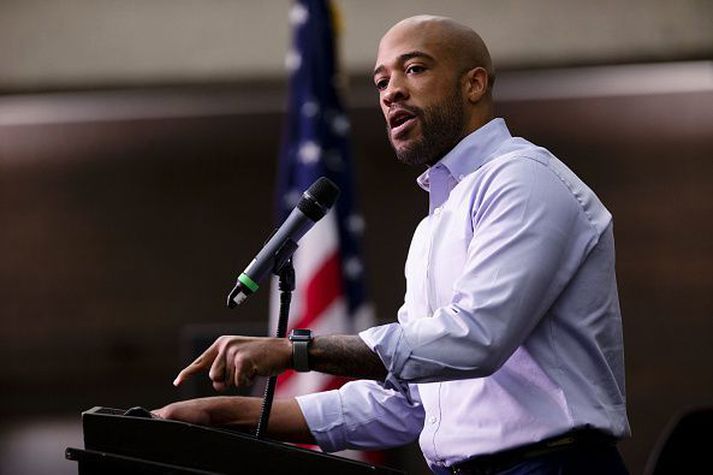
309, 335, 387, 380
266, 398, 315, 443
155, 396, 315, 445
171, 333, 387, 393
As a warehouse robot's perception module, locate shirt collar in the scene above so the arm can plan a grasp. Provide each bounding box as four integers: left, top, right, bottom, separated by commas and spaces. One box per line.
416, 117, 512, 192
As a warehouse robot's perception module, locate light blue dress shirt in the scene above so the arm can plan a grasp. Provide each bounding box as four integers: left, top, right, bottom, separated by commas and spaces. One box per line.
297, 118, 630, 473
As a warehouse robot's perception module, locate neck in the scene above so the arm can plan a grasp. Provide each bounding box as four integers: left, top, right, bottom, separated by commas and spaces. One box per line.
424, 108, 495, 168
463, 105, 495, 137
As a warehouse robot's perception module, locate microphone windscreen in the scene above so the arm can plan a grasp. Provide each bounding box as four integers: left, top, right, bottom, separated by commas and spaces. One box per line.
298, 177, 340, 221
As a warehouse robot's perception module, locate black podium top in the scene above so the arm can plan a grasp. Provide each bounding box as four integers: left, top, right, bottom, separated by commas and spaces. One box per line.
66, 407, 405, 475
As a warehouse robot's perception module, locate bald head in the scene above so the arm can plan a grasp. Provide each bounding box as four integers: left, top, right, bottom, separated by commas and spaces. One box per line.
374, 16, 496, 166
379, 15, 495, 90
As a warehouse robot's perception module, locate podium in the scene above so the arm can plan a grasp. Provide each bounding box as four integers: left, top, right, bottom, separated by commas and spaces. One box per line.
66, 407, 405, 474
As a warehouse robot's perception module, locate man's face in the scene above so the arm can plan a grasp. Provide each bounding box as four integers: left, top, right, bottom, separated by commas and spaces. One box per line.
373, 24, 467, 166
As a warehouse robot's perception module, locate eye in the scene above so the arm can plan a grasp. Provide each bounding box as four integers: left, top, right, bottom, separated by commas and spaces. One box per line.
375, 78, 389, 91
406, 64, 426, 75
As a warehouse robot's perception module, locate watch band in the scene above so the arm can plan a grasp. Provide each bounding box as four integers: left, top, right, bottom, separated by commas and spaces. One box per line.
289, 329, 313, 372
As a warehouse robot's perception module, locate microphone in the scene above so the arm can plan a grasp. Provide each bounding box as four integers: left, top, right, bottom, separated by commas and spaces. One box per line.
227, 177, 340, 308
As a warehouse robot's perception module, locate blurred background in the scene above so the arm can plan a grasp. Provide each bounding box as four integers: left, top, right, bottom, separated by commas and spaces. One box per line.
1, 1, 712, 474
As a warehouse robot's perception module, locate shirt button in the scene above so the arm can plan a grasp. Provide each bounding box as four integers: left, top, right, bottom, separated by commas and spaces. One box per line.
428, 416, 438, 424
458, 174, 465, 180
433, 207, 441, 215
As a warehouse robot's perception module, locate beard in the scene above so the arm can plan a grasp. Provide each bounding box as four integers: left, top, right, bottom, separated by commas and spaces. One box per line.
387, 88, 467, 167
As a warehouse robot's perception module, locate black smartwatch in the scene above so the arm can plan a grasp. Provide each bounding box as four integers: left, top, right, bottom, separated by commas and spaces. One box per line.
288, 329, 313, 372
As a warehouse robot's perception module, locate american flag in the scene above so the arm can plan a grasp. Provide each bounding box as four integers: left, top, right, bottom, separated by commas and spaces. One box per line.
271, 0, 373, 398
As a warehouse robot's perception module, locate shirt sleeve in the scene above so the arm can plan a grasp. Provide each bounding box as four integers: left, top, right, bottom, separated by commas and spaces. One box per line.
360, 157, 603, 384
295, 380, 424, 452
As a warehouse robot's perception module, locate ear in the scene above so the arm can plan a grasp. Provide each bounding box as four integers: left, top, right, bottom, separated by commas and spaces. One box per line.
463, 66, 489, 103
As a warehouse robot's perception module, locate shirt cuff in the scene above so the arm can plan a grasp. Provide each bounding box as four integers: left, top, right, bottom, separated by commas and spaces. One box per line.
359, 323, 413, 395
295, 390, 346, 453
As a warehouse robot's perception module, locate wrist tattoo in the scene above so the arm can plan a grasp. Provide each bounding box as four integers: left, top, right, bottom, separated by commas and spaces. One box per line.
309, 335, 387, 380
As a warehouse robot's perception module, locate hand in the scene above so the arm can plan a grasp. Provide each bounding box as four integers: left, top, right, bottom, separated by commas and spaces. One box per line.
172, 336, 292, 391
153, 396, 315, 443
153, 398, 214, 425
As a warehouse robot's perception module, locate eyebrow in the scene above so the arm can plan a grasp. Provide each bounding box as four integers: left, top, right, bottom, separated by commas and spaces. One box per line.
373, 51, 436, 78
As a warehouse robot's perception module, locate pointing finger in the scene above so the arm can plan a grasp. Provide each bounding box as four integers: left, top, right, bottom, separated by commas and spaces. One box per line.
173, 345, 219, 386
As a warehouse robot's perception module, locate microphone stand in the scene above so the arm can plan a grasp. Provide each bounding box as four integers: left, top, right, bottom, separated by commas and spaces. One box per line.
254, 257, 295, 439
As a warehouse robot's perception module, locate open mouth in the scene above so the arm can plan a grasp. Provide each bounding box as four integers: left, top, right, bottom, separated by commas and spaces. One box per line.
389, 109, 418, 137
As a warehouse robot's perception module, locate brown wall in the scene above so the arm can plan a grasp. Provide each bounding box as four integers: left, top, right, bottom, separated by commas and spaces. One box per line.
1, 85, 712, 473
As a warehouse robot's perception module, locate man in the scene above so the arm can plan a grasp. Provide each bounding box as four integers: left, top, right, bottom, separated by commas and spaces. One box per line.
156, 15, 630, 474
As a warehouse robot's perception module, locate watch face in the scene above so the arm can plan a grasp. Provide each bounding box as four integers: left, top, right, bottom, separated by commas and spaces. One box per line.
290, 329, 312, 341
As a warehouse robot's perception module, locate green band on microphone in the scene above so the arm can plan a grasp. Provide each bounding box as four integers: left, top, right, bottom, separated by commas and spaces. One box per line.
238, 273, 259, 292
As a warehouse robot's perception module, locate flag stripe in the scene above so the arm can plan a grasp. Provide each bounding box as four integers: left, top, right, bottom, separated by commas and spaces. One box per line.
292, 251, 343, 330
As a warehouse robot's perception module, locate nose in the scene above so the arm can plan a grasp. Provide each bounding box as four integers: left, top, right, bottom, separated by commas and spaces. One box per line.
382, 75, 408, 107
